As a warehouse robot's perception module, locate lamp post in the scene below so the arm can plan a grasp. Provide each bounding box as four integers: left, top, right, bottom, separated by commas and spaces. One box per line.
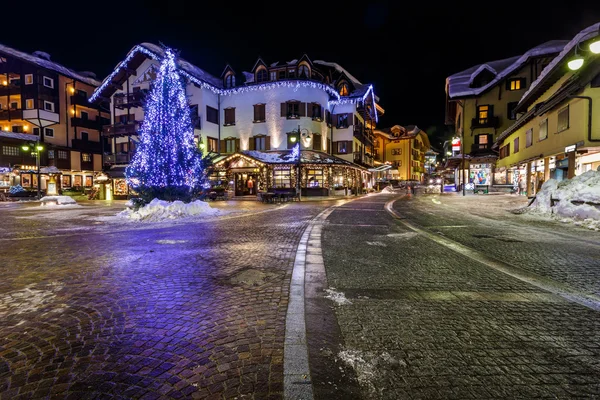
21, 141, 44, 199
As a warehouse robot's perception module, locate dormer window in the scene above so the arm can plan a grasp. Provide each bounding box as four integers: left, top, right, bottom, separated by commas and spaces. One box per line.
338, 82, 349, 96
298, 65, 309, 79
224, 74, 235, 88
256, 68, 268, 83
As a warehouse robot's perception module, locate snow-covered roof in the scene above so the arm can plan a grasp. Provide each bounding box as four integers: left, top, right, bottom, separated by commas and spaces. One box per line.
518, 23, 600, 109
446, 40, 568, 98
313, 60, 362, 86
0, 42, 101, 87
0, 131, 39, 142
139, 43, 222, 88
244, 150, 359, 166
242, 71, 254, 84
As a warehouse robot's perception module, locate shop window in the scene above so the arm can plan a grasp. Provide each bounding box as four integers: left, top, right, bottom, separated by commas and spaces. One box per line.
273, 168, 291, 188
62, 175, 71, 187
306, 168, 324, 187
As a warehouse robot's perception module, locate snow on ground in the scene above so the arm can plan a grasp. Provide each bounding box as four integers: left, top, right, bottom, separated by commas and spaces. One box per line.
117, 198, 224, 222
39, 195, 78, 205
338, 349, 406, 397
523, 170, 600, 231
324, 287, 352, 305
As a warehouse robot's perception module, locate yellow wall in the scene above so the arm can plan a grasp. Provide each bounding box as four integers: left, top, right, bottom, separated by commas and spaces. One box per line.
497, 82, 600, 168
453, 63, 534, 153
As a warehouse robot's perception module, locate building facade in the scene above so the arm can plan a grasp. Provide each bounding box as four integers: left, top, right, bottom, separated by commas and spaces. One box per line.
444, 40, 567, 192
90, 44, 383, 197
372, 125, 430, 183
494, 23, 600, 196
0, 43, 108, 195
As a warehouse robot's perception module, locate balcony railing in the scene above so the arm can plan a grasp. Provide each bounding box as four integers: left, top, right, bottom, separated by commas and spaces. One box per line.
70, 94, 97, 109
104, 152, 134, 165
0, 82, 21, 96
71, 117, 100, 130
72, 138, 102, 153
471, 116, 500, 129
102, 121, 141, 137
0, 109, 23, 120
114, 91, 147, 109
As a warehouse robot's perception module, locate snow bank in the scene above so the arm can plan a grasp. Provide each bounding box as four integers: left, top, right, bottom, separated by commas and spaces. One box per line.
118, 198, 221, 222
39, 195, 77, 205
527, 170, 600, 230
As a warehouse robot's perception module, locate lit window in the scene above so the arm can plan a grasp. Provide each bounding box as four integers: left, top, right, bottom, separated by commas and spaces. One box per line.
506, 78, 526, 91
25, 99, 34, 109
25, 74, 33, 85
82, 153, 92, 162
339, 82, 349, 96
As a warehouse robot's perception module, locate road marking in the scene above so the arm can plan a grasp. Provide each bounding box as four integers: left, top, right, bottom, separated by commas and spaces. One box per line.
384, 198, 600, 312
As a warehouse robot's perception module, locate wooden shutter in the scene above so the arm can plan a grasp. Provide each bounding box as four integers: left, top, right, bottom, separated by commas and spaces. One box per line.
328, 138, 331, 153
307, 103, 313, 118
299, 102, 306, 117
249, 137, 255, 150
220, 140, 226, 153
347, 113, 354, 125
488, 105, 494, 117
281, 102, 286, 117
313, 134, 321, 151
260, 104, 266, 121
265, 135, 271, 150
320, 106, 324, 120
235, 138, 240, 152
331, 114, 337, 127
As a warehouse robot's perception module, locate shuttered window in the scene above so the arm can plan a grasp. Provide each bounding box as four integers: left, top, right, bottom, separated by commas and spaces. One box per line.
224, 108, 235, 126
253, 104, 266, 122
557, 106, 569, 132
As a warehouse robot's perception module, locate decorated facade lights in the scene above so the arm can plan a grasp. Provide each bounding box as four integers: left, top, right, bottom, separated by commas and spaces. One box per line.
91, 44, 382, 106
214, 153, 266, 168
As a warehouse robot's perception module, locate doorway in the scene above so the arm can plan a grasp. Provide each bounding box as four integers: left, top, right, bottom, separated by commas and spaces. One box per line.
235, 173, 257, 196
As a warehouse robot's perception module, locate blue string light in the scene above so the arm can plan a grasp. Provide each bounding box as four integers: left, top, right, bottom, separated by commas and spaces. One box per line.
125, 46, 204, 201
89, 44, 377, 108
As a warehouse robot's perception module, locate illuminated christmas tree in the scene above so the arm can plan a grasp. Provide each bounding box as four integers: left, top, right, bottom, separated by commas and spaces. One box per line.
126, 46, 204, 204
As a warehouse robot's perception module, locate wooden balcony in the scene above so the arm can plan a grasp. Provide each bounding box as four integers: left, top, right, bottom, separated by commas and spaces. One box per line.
0, 82, 21, 96
471, 116, 499, 129
0, 109, 23, 120
102, 121, 141, 138
70, 93, 98, 109
72, 138, 102, 153
71, 117, 101, 131
104, 152, 133, 165
114, 91, 146, 109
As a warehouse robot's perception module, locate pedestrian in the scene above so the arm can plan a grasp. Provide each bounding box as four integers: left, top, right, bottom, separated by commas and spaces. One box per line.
519, 176, 526, 196
247, 178, 254, 195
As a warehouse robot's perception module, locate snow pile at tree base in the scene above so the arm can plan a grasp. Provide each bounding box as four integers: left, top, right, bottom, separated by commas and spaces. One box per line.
118, 198, 221, 222
39, 195, 77, 205
527, 170, 600, 230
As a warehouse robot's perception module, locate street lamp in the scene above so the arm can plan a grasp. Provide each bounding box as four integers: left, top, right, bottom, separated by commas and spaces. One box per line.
21, 142, 44, 199
290, 125, 310, 201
